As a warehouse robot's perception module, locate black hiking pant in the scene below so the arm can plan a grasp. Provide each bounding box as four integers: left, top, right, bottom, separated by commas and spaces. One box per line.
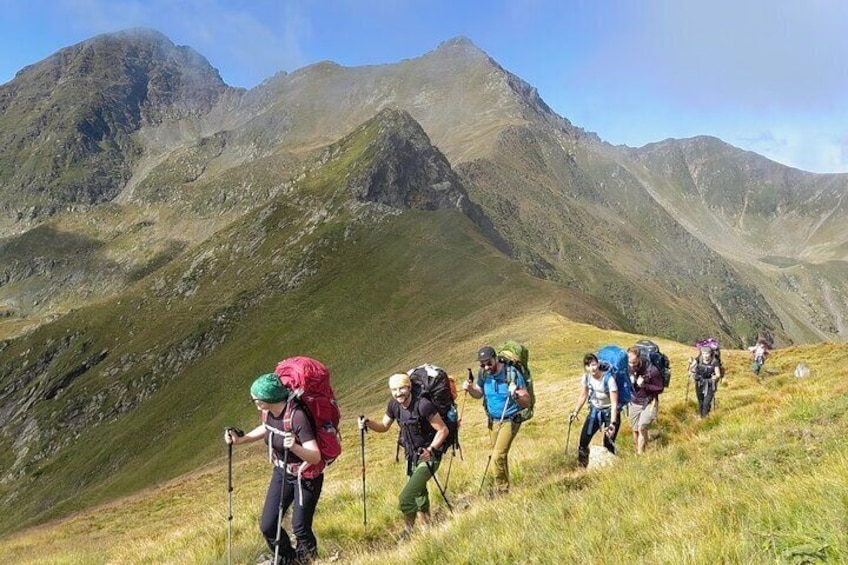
695, 378, 716, 417
578, 407, 619, 467
260, 466, 324, 563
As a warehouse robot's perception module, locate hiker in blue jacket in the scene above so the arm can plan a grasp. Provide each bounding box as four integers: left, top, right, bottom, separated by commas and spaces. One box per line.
463, 346, 530, 494
569, 353, 620, 467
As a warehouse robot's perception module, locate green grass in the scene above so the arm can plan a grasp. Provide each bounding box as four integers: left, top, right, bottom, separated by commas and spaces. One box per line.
1, 320, 844, 564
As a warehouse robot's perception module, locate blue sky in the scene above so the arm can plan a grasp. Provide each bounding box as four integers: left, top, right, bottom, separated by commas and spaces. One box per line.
2, 0, 846, 173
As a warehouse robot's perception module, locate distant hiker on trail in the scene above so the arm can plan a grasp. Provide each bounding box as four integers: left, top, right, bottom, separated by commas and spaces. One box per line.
569, 353, 620, 468
626, 346, 664, 455
688, 346, 723, 418
749, 338, 770, 375
358, 373, 449, 540
224, 374, 323, 565
463, 345, 530, 494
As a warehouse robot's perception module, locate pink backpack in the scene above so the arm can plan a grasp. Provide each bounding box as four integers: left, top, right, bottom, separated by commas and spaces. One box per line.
275, 356, 342, 478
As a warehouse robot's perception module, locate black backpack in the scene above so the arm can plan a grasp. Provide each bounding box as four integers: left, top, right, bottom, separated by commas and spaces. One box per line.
408, 364, 458, 452
634, 339, 671, 391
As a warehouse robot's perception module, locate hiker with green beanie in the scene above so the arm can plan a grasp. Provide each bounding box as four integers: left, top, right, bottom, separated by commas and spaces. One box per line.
225, 373, 323, 565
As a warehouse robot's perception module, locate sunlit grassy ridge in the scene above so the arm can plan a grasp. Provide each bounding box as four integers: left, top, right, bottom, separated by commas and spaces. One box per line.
2, 317, 844, 564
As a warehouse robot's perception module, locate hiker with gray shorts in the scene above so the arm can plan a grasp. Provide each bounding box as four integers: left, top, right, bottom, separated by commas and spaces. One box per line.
626, 346, 664, 454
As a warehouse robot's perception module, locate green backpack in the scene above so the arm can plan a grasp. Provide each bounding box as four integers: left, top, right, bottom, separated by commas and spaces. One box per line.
496, 340, 535, 422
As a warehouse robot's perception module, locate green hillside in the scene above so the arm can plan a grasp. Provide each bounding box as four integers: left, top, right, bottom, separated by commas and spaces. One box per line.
0, 201, 607, 536
1, 317, 843, 564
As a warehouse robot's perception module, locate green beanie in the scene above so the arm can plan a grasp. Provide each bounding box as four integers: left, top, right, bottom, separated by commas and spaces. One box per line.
250, 373, 290, 403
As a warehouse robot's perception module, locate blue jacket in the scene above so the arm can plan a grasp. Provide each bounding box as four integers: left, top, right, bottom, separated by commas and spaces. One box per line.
478, 364, 526, 420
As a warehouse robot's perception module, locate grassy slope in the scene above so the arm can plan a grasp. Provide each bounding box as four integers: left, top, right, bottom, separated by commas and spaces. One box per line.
0, 202, 603, 534
1, 319, 845, 564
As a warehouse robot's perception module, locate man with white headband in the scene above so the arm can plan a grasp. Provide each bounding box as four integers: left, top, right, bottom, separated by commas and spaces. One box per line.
358, 372, 448, 541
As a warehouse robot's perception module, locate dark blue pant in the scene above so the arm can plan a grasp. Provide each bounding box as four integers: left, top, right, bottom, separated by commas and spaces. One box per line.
260, 466, 324, 562
578, 407, 619, 466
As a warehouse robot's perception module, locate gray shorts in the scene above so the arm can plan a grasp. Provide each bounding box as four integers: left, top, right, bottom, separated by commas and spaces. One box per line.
629, 401, 656, 431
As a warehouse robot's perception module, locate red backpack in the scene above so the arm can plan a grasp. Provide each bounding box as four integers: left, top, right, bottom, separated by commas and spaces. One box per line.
274, 356, 342, 478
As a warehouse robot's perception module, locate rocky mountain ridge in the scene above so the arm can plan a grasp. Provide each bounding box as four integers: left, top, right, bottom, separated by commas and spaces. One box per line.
1, 29, 847, 346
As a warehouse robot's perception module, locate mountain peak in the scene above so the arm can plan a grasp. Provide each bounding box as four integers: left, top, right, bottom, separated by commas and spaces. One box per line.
0, 28, 231, 222
437, 35, 479, 50
334, 107, 469, 211
428, 35, 489, 61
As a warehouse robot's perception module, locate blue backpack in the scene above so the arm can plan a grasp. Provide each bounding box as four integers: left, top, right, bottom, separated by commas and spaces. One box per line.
596, 345, 633, 407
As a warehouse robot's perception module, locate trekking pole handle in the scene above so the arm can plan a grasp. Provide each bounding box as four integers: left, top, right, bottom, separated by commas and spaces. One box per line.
466, 368, 473, 382
357, 415, 369, 433
225, 426, 245, 438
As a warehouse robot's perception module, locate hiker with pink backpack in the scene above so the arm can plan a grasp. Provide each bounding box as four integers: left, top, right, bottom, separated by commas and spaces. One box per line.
225, 358, 341, 565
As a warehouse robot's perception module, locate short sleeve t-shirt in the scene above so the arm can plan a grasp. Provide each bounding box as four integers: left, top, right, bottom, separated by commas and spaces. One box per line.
386, 396, 438, 460
263, 405, 316, 465
582, 372, 616, 409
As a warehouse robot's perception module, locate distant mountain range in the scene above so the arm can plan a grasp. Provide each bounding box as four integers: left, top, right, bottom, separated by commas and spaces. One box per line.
0, 28, 846, 533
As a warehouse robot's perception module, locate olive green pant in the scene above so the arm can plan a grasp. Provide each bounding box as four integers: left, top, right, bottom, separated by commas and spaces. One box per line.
399, 459, 440, 516
488, 419, 521, 491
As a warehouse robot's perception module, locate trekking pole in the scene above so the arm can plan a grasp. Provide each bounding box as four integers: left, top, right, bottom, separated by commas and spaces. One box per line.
225, 427, 244, 565
273, 396, 296, 565
565, 413, 578, 455
478, 396, 511, 495
685, 373, 691, 406
359, 416, 367, 526
458, 368, 473, 462
444, 369, 473, 492
425, 459, 454, 513
712, 379, 719, 410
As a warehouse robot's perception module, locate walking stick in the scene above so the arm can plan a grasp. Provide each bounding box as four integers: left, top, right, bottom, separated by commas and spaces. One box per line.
712, 379, 719, 410
425, 460, 454, 513
360, 418, 367, 526
225, 427, 243, 565
444, 369, 473, 492
273, 396, 296, 565
565, 414, 578, 455
458, 368, 474, 461
478, 396, 511, 495
685, 373, 691, 406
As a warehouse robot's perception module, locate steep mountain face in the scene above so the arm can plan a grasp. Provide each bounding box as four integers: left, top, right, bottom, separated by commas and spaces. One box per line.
3, 30, 847, 345
624, 137, 848, 341
0, 28, 232, 226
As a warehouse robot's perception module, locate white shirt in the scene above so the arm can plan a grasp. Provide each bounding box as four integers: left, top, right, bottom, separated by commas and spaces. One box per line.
582, 372, 616, 409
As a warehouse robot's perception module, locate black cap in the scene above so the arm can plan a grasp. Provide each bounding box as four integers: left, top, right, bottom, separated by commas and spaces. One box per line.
478, 346, 496, 362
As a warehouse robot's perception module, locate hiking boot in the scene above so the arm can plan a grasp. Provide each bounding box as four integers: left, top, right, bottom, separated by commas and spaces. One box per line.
577, 447, 589, 468
296, 549, 317, 565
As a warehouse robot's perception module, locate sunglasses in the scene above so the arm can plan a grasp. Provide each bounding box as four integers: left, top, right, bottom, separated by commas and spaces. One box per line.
479, 359, 495, 368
